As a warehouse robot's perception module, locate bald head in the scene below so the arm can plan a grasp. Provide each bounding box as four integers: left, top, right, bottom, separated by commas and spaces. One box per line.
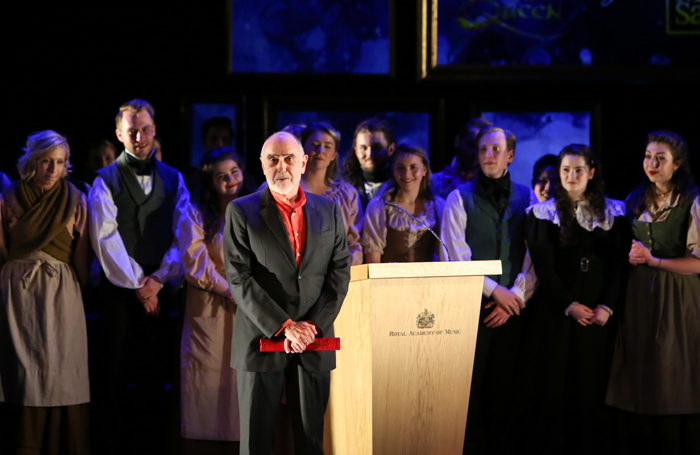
260, 131, 305, 157
260, 131, 308, 201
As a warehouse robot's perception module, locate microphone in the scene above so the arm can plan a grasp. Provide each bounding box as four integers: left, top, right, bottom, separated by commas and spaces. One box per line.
383, 201, 452, 262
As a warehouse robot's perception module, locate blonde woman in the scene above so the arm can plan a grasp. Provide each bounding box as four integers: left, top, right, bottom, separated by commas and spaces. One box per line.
0, 131, 90, 454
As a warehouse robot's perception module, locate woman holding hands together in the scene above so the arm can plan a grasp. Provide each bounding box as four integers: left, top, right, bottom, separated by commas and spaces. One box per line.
524, 144, 628, 454
606, 131, 700, 454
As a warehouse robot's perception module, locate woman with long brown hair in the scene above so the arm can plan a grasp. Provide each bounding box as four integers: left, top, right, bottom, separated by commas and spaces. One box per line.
362, 142, 446, 263
178, 147, 246, 445
606, 131, 700, 454
0, 131, 90, 454
524, 144, 628, 454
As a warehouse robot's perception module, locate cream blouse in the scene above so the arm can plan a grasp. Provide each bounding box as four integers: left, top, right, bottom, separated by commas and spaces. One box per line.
177, 204, 229, 296
362, 194, 445, 256
633, 193, 700, 258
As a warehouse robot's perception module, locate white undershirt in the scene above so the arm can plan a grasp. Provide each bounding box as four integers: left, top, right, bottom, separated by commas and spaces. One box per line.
87, 162, 190, 289
439, 188, 537, 302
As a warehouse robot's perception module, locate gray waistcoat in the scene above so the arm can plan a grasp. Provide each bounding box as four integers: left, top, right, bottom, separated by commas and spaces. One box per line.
96, 152, 180, 267
458, 177, 530, 288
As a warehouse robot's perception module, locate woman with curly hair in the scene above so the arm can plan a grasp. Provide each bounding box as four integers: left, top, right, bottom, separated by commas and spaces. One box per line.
0, 131, 90, 454
523, 144, 628, 454
178, 147, 247, 445
606, 131, 700, 454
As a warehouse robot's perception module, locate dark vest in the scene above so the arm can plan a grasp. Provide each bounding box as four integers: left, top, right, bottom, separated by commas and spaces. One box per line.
96, 152, 180, 267
627, 188, 699, 259
458, 177, 530, 288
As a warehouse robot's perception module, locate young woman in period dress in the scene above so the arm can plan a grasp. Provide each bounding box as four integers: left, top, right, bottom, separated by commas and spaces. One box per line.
299, 122, 364, 265
178, 148, 246, 445
606, 131, 700, 454
525, 144, 628, 454
0, 131, 90, 454
362, 142, 446, 263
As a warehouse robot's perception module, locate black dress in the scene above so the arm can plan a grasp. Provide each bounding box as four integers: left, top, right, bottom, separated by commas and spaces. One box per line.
521, 198, 629, 455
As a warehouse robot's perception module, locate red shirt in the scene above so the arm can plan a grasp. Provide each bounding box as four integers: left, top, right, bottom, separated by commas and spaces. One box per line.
270, 186, 308, 336
270, 186, 307, 268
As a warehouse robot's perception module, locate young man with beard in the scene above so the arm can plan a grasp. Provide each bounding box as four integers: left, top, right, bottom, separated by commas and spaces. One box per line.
342, 118, 396, 210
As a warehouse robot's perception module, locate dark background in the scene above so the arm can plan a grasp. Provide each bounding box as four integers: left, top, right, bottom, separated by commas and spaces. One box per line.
6, 1, 700, 200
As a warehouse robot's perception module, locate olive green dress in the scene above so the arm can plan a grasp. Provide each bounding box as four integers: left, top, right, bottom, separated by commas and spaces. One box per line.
606, 191, 700, 415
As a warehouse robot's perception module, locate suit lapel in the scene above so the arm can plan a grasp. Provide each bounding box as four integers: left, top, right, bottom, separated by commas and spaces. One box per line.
260, 188, 297, 268
300, 197, 320, 271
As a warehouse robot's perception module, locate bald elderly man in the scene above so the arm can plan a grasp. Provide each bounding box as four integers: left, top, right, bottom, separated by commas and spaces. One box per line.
223, 132, 351, 455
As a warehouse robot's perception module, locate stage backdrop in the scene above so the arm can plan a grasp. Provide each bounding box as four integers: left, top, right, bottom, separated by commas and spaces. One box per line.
190, 103, 237, 168
230, 0, 391, 73
481, 111, 590, 187
436, 0, 700, 67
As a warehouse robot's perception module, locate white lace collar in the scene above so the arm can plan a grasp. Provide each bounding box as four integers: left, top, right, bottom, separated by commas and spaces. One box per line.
529, 198, 625, 231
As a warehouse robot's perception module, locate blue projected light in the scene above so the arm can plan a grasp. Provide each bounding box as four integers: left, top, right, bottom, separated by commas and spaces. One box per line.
437, 1, 699, 66
191, 104, 237, 168
481, 112, 590, 187
231, 0, 391, 74
277, 111, 430, 160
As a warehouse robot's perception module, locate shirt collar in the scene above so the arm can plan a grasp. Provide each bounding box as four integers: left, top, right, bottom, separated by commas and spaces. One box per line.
124, 149, 155, 161
270, 185, 307, 212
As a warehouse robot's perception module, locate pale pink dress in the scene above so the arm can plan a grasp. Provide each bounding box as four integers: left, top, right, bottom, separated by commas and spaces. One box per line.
178, 204, 240, 441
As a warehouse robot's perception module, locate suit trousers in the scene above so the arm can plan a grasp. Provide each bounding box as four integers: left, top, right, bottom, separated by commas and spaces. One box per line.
237, 356, 330, 455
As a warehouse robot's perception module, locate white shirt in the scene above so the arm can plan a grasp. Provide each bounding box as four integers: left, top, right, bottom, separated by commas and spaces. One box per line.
439, 188, 537, 302
88, 160, 189, 289
363, 180, 385, 202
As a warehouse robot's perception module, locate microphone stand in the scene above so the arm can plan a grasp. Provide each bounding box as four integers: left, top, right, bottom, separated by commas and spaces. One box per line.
383, 201, 452, 262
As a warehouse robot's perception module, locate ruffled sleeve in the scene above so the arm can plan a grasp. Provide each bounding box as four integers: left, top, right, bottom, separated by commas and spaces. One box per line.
326, 182, 364, 265
529, 199, 560, 224
361, 195, 387, 255
178, 205, 229, 295
687, 196, 700, 258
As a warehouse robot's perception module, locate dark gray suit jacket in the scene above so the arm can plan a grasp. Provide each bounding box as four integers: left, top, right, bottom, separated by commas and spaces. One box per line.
224, 187, 351, 373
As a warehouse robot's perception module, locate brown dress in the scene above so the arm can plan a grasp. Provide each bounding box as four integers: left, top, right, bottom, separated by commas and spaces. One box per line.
607, 193, 700, 414
362, 194, 445, 263
178, 204, 239, 441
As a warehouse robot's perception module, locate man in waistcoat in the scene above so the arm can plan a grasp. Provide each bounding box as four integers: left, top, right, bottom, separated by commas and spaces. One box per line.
224, 132, 351, 455
88, 99, 189, 454
440, 126, 536, 453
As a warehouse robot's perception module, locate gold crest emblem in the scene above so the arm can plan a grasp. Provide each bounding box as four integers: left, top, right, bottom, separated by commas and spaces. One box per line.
416, 309, 435, 329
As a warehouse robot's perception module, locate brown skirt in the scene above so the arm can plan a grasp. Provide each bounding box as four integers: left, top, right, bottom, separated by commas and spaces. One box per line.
0, 402, 90, 454
606, 266, 700, 414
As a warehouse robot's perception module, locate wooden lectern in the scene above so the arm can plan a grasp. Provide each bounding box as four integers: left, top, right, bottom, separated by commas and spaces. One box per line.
323, 261, 502, 455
